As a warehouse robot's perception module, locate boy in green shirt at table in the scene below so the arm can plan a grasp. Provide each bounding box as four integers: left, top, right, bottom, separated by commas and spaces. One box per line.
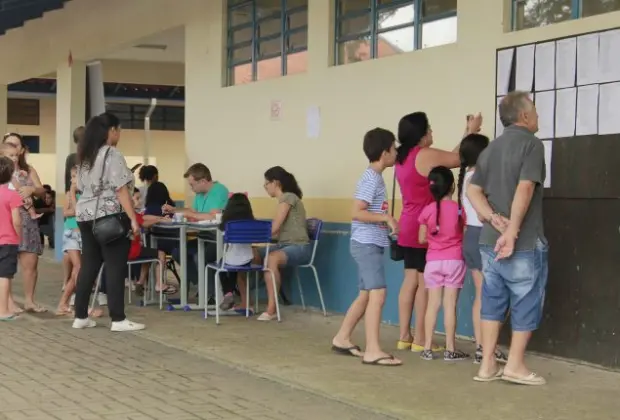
163, 163, 229, 289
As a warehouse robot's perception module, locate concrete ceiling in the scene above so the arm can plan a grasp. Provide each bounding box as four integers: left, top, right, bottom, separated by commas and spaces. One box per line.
102, 26, 185, 63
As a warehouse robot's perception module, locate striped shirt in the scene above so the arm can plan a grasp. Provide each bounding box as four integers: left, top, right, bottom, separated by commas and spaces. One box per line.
351, 168, 390, 247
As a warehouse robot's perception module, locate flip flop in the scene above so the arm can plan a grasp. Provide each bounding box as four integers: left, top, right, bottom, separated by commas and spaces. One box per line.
55, 308, 74, 317
156, 284, 178, 295
0, 314, 17, 321
502, 372, 546, 386
24, 305, 47, 313
474, 367, 504, 382
362, 355, 402, 367
331, 344, 363, 357
233, 308, 254, 316
257, 312, 277, 321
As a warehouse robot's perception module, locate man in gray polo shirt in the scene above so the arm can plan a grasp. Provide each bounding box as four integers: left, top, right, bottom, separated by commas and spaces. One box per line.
467, 91, 547, 386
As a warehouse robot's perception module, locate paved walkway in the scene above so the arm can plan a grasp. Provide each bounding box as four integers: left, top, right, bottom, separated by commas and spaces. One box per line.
5, 253, 620, 420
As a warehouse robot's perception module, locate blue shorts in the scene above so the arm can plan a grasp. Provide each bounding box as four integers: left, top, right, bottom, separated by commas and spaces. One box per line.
62, 229, 82, 252
350, 240, 386, 291
258, 243, 312, 267
480, 239, 548, 332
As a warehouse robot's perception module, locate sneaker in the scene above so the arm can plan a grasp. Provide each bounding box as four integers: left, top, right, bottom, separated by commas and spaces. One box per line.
474, 346, 508, 364
72, 318, 96, 329
420, 349, 434, 361
69, 294, 75, 306
110, 319, 145, 332
97, 293, 108, 306
444, 349, 469, 361
219, 292, 235, 311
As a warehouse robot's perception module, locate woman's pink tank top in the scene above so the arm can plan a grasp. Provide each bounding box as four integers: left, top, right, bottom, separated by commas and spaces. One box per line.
395, 146, 433, 248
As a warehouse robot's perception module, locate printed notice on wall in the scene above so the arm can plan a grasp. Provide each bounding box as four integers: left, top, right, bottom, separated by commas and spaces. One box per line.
270, 100, 282, 120
542, 140, 552, 189
306, 106, 321, 139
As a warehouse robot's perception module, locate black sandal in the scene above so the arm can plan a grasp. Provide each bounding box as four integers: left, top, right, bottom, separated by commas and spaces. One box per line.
331, 345, 363, 357
362, 355, 403, 367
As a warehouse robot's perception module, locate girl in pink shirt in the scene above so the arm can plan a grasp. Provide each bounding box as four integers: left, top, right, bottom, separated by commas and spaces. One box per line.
418, 166, 468, 361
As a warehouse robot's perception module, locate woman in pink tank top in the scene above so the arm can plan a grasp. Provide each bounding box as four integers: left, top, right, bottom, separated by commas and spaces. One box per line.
394, 112, 483, 351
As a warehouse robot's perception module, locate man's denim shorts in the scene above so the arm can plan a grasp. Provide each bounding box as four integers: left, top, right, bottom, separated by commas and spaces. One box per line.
350, 240, 386, 291
258, 242, 313, 267
480, 239, 548, 332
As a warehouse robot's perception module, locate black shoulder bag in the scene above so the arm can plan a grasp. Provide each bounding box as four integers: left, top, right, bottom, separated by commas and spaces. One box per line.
389, 173, 404, 261
91, 147, 130, 245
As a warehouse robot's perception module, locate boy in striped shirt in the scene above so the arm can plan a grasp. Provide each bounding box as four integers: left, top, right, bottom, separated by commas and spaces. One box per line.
331, 128, 402, 367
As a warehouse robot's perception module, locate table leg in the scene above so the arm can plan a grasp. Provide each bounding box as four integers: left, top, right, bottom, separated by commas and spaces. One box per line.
197, 239, 205, 309
179, 226, 188, 309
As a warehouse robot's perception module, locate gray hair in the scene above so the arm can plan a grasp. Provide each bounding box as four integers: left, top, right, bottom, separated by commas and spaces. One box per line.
499, 91, 532, 127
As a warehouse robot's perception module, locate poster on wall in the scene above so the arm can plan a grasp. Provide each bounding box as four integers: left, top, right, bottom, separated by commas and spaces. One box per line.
270, 100, 282, 121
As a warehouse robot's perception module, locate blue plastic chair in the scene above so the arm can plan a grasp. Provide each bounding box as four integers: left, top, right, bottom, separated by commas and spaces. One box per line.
295, 218, 327, 316
204, 220, 279, 324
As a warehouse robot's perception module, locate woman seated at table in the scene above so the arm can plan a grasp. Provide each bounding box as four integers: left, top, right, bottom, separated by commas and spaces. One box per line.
141, 165, 175, 216
254, 166, 311, 321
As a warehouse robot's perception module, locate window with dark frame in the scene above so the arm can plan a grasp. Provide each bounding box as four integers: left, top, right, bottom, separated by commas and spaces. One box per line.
7, 98, 40, 126
227, 0, 309, 86
105, 103, 185, 131
334, 0, 457, 66
513, 0, 620, 31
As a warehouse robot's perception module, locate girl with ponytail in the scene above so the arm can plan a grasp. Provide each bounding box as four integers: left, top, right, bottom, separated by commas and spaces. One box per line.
458, 134, 508, 364
417, 166, 468, 361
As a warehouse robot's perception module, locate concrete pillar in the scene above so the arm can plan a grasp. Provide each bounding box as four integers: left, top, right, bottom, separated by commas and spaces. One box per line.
0, 84, 7, 135
54, 60, 86, 261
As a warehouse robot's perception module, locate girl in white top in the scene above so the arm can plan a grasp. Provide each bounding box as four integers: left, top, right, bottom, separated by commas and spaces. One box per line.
458, 134, 507, 365
218, 193, 255, 311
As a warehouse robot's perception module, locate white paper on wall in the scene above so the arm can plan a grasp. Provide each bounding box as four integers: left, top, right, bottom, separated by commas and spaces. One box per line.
577, 33, 600, 86
576, 84, 599, 135
555, 87, 577, 138
542, 140, 552, 189
516, 44, 535, 91
306, 106, 321, 139
598, 29, 620, 84
598, 82, 620, 135
495, 96, 505, 138
556, 37, 577, 89
534, 90, 556, 140
496, 49, 514, 96
535, 42, 556, 91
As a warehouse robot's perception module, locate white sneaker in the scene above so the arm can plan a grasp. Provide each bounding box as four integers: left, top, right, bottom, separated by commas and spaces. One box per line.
97, 293, 108, 306
69, 294, 75, 306
110, 319, 145, 332
72, 318, 96, 329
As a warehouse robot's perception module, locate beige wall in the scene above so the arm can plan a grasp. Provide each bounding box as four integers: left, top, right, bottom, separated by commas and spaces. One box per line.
7, 97, 186, 197
184, 0, 620, 221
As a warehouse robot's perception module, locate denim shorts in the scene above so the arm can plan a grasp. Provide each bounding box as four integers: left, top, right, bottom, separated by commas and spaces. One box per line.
62, 229, 82, 252
350, 240, 386, 291
480, 239, 549, 332
258, 242, 313, 267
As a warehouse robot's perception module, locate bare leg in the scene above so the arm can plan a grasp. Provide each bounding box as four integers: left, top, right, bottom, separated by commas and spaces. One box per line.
505, 331, 533, 377
20, 252, 44, 312
137, 264, 149, 286
236, 272, 249, 308
0, 278, 11, 317
398, 269, 418, 343
424, 288, 442, 350
57, 250, 80, 314
363, 289, 401, 365
478, 320, 501, 376
413, 271, 428, 346
263, 251, 286, 316
333, 291, 369, 355
62, 253, 72, 288
443, 288, 460, 352
471, 269, 483, 347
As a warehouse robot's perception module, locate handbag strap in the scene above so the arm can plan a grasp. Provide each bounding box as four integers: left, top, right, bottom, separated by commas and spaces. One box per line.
91, 146, 113, 226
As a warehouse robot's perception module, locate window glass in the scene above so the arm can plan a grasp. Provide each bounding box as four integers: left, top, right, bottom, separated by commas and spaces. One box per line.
339, 0, 370, 16
421, 15, 456, 48
338, 14, 371, 38
514, 0, 572, 30
337, 37, 372, 65
582, 0, 620, 17
421, 0, 457, 18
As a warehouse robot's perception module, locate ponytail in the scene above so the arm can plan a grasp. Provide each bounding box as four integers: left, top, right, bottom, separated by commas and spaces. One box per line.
427, 166, 455, 236
432, 196, 441, 236
457, 162, 467, 211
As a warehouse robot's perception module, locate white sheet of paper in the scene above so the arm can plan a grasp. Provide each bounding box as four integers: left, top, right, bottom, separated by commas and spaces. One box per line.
577, 33, 600, 86
534, 91, 555, 140
535, 42, 556, 91
556, 37, 577, 89
598, 29, 620, 84
542, 140, 552, 189
555, 87, 577, 138
306, 106, 320, 139
495, 96, 504, 138
598, 82, 620, 135
516, 44, 535, 91
576, 85, 599, 135
496, 49, 514, 96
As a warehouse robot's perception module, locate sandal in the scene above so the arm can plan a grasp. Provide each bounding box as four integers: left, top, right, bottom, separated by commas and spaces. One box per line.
257, 312, 277, 321
156, 284, 178, 295
362, 355, 402, 367
0, 314, 17, 321
331, 344, 363, 358
474, 367, 504, 382
55, 307, 74, 317
501, 371, 546, 386
135, 284, 145, 297
24, 304, 47, 313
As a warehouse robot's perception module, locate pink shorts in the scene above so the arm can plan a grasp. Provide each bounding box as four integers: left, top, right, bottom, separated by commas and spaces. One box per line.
424, 260, 466, 289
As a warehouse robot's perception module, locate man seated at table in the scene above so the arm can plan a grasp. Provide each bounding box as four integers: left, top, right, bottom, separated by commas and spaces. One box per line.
162, 163, 229, 293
